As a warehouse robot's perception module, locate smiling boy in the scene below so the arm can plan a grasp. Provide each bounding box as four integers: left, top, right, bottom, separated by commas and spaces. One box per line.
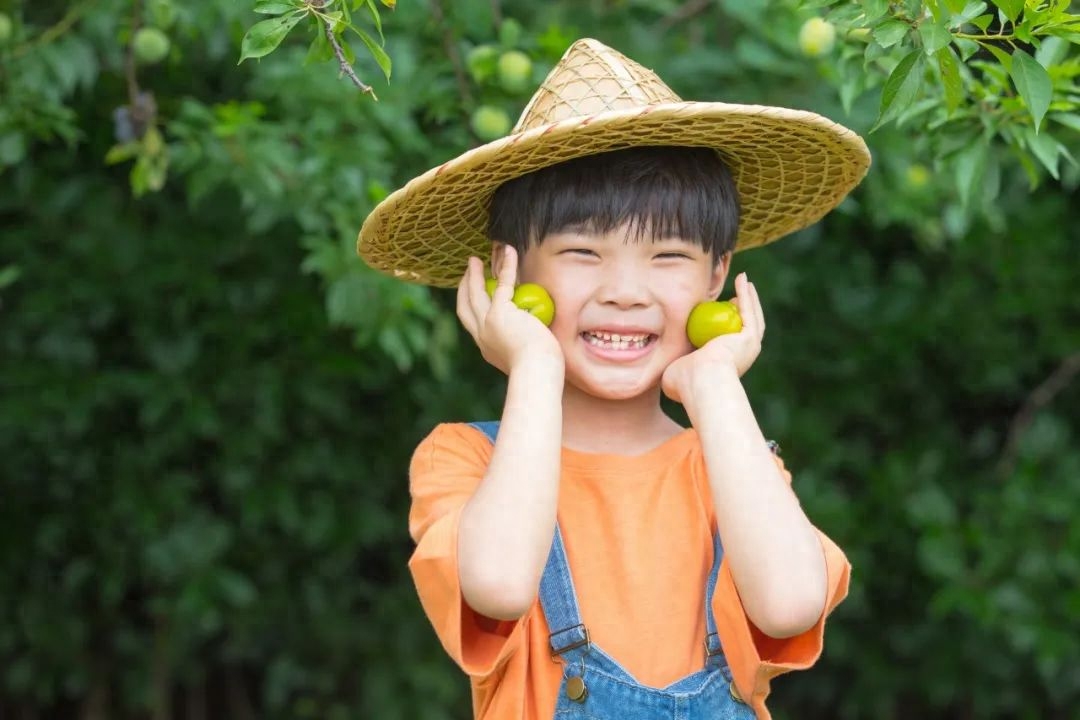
359, 39, 870, 720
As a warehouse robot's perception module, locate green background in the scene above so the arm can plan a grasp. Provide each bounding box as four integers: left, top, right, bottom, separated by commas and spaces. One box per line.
2, 1, 1078, 718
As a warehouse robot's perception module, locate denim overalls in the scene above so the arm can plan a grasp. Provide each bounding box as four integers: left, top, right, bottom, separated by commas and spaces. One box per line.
470, 422, 755, 720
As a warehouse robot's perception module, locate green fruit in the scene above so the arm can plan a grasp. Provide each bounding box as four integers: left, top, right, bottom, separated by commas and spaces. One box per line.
905, 164, 931, 190
798, 18, 836, 58
466, 44, 499, 84
686, 301, 742, 348
471, 105, 512, 142
498, 18, 523, 48
0, 13, 13, 45
133, 27, 171, 64
512, 283, 555, 326
485, 279, 555, 326
497, 50, 533, 94
148, 0, 178, 30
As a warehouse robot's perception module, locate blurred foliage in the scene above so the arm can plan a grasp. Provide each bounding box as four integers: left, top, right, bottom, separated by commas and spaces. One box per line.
1, 0, 1079, 718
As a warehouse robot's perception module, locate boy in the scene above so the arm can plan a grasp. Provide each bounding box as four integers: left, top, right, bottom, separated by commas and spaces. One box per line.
359, 39, 870, 720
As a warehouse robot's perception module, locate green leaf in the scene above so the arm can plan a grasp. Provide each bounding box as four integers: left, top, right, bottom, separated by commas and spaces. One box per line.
1035, 36, 1069, 67
1009, 48, 1053, 130
365, 0, 384, 42
840, 75, 864, 114
919, 21, 953, 54
953, 136, 987, 208
992, 0, 1023, 23
861, 0, 889, 22
943, 0, 968, 12
873, 19, 911, 48
983, 42, 1012, 70
0, 264, 21, 290
951, 1, 989, 27
872, 50, 926, 131
238, 13, 305, 63
304, 33, 334, 65
1023, 126, 1064, 179
253, 0, 299, 14
1049, 112, 1080, 133
104, 142, 140, 164
351, 26, 392, 81
937, 47, 964, 113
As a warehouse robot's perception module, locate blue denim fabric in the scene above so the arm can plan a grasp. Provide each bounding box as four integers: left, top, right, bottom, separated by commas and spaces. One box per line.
469, 422, 755, 719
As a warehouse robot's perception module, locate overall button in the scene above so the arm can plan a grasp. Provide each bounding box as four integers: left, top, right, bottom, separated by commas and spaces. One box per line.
566, 676, 588, 703
729, 681, 744, 704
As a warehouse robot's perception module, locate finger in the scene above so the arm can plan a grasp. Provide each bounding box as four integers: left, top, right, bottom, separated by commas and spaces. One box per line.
748, 278, 765, 339
493, 245, 518, 303
733, 272, 756, 336
464, 257, 488, 332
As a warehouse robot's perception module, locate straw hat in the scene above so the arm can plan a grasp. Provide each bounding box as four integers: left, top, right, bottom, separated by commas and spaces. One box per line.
358, 38, 871, 288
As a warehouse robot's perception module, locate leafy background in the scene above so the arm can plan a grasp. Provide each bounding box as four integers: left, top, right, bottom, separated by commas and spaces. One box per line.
1, 1, 1079, 718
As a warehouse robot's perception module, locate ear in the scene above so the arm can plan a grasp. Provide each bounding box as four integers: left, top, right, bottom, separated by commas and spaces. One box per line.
489, 242, 507, 277
707, 251, 733, 300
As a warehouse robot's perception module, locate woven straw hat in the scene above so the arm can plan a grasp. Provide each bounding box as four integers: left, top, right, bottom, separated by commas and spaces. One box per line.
358, 38, 871, 288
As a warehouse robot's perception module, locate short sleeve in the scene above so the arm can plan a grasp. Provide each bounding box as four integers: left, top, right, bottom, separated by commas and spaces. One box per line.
407, 423, 528, 678
709, 452, 852, 705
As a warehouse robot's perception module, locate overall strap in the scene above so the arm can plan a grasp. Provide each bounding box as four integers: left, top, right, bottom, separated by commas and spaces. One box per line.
466, 421, 589, 659
704, 530, 729, 669
538, 525, 590, 658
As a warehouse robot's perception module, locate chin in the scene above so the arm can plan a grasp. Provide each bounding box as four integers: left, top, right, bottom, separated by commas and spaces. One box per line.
566, 371, 660, 401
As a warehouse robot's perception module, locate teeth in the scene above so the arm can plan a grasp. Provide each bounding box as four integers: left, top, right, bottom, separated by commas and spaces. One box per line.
584, 331, 651, 350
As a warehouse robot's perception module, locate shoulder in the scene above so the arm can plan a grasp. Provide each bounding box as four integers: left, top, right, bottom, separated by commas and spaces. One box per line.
410, 422, 495, 475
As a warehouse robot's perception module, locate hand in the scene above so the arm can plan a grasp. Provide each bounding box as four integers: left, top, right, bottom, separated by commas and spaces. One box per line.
661, 272, 765, 405
456, 245, 563, 375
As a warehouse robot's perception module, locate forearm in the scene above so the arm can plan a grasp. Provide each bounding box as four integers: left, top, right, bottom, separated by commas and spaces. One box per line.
689, 367, 828, 638
458, 356, 564, 620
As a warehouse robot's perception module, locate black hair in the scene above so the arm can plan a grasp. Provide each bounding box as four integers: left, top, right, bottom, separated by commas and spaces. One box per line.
487, 145, 740, 265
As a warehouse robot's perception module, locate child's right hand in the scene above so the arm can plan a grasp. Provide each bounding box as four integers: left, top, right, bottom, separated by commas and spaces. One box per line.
456, 246, 564, 375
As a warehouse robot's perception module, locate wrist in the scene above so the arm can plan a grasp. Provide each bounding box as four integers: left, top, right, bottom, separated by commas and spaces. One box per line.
682, 363, 742, 422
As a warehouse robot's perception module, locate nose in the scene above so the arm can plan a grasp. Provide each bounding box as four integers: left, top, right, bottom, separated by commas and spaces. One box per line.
595, 260, 651, 309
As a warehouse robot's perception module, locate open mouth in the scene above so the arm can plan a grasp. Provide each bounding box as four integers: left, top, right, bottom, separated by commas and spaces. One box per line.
580, 330, 657, 350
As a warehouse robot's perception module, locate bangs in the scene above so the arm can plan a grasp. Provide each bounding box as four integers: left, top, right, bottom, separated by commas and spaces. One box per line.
487, 146, 740, 262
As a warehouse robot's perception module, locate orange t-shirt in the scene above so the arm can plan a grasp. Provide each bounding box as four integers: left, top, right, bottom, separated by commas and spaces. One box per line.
408, 423, 850, 720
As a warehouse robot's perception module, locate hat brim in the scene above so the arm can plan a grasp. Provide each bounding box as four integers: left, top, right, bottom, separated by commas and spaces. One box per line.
358, 101, 871, 288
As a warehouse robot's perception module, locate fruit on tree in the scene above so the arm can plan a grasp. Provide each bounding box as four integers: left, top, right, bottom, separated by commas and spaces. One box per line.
798, 18, 836, 57
686, 301, 742, 348
497, 50, 533, 94
133, 27, 171, 64
0, 13, 13, 44
471, 105, 512, 141
905, 164, 931, 190
466, 44, 499, 83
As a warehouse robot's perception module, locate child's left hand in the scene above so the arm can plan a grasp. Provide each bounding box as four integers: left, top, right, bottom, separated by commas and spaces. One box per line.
661, 272, 765, 405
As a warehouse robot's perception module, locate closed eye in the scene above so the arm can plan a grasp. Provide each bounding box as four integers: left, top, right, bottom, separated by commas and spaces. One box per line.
655, 252, 692, 260
562, 248, 598, 257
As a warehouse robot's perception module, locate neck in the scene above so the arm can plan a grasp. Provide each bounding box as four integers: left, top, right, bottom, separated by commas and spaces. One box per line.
560, 383, 684, 455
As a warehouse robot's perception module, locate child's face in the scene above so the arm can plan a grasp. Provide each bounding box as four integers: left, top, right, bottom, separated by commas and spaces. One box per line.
506, 223, 730, 401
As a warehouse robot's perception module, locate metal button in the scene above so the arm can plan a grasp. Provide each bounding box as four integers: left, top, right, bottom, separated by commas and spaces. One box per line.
566, 676, 588, 703
729, 681, 744, 704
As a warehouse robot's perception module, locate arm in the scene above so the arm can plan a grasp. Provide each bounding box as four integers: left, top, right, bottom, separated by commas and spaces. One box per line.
454, 246, 565, 621
663, 271, 828, 638
689, 367, 827, 638
458, 356, 564, 620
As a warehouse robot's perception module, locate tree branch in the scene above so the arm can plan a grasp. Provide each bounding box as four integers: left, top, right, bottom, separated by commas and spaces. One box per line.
11, 0, 98, 59
429, 0, 475, 124
996, 351, 1080, 479
657, 0, 712, 33
309, 0, 376, 96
